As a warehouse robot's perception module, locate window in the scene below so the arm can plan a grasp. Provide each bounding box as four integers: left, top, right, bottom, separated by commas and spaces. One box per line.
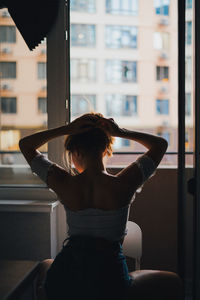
157, 131, 170, 144
154, 32, 169, 51
71, 24, 96, 47
156, 66, 169, 81
106, 94, 137, 116
1, 97, 17, 114
106, 0, 138, 15
156, 99, 169, 114
0, 26, 16, 43
0, 130, 20, 151
106, 60, 137, 83
71, 95, 96, 116
37, 62, 46, 79
38, 97, 47, 114
186, 93, 191, 116
186, 0, 192, 9
71, 59, 96, 82
186, 21, 192, 45
70, 0, 96, 13
185, 132, 189, 149
114, 137, 131, 149
0, 62, 16, 78
186, 56, 192, 80
154, 0, 170, 16
105, 26, 137, 49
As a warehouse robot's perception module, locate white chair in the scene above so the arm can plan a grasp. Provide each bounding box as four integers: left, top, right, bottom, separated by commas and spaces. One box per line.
123, 221, 142, 270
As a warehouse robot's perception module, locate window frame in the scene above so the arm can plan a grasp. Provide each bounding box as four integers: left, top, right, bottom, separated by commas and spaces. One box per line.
0, 61, 16, 79
1, 97, 17, 114
154, 0, 170, 16
156, 99, 169, 115
105, 25, 138, 49
71, 24, 96, 47
70, 0, 96, 13
0, 25, 16, 43
105, 0, 138, 16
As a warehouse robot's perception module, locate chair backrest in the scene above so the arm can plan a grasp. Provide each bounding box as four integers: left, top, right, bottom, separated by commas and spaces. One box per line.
123, 221, 142, 259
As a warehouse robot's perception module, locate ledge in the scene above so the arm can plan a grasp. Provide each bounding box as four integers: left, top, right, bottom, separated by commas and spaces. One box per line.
0, 200, 60, 213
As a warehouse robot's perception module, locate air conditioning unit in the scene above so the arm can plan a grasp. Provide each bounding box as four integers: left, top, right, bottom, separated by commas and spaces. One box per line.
159, 18, 169, 26
2, 47, 12, 54
41, 85, 47, 91
2, 83, 11, 90
41, 48, 46, 54
162, 120, 169, 127
2, 10, 10, 17
159, 52, 168, 59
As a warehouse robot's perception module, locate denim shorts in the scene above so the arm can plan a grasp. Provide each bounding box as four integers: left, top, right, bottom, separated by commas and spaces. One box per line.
44, 235, 134, 300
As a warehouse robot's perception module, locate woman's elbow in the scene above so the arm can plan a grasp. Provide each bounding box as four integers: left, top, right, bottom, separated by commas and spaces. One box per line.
159, 137, 168, 153
19, 138, 29, 153
19, 138, 25, 151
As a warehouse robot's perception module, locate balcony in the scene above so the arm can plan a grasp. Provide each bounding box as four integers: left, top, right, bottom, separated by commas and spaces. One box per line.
0, 160, 193, 295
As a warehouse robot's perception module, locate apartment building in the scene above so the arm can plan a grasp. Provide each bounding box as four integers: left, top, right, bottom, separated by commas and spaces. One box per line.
0, 0, 193, 157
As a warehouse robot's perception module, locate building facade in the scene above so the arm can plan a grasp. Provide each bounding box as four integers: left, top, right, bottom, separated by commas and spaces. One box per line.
0, 0, 193, 164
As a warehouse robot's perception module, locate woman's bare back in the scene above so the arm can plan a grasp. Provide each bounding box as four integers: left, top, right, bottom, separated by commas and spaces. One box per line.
59, 170, 135, 211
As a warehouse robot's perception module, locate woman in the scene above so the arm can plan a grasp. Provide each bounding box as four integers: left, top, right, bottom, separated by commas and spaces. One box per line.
19, 113, 183, 300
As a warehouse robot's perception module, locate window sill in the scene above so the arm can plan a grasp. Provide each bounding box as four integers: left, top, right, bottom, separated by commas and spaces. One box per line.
0, 199, 59, 213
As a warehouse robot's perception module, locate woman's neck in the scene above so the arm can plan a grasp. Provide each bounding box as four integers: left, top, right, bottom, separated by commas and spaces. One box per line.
80, 157, 106, 174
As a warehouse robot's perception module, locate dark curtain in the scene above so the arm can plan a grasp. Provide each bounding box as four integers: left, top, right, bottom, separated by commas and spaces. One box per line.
0, 0, 60, 50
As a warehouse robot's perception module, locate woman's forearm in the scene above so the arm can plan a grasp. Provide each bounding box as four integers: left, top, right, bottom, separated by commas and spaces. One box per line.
19, 125, 70, 151
116, 128, 168, 166
117, 128, 168, 151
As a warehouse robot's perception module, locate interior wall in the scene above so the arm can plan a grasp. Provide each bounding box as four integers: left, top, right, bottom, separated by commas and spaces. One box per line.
128, 167, 193, 281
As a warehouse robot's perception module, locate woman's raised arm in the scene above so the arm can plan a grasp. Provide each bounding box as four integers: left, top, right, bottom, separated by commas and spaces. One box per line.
19, 116, 96, 165
98, 117, 168, 189
19, 125, 68, 164
117, 128, 168, 168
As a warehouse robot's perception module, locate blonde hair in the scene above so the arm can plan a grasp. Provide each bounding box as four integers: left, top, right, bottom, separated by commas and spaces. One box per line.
63, 112, 114, 175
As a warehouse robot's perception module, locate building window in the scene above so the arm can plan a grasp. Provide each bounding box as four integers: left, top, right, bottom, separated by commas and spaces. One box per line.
186, 0, 192, 9
114, 137, 131, 149
186, 21, 192, 45
154, 32, 169, 51
154, 0, 170, 16
105, 26, 137, 49
0, 62, 16, 78
1, 97, 17, 113
70, 0, 96, 13
71, 59, 96, 82
0, 26, 16, 43
106, 0, 138, 16
37, 62, 46, 79
0, 130, 20, 151
106, 60, 137, 83
156, 99, 169, 114
156, 66, 169, 81
106, 94, 137, 116
157, 131, 170, 144
38, 97, 47, 114
186, 56, 192, 80
71, 94, 96, 116
71, 24, 96, 47
186, 93, 191, 116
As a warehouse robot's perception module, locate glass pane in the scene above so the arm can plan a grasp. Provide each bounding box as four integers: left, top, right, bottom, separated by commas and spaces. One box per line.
0, 8, 47, 186
70, 0, 96, 13
70, 0, 177, 166
185, 0, 193, 167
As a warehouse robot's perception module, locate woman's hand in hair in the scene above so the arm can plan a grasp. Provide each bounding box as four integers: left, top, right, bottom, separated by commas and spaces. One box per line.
66, 116, 96, 135
96, 117, 122, 137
